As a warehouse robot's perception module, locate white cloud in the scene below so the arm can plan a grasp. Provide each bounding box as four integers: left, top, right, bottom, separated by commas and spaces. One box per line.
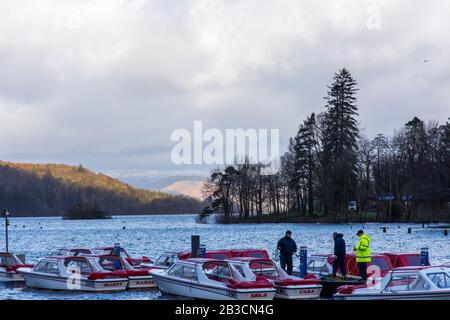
0, 0, 449, 174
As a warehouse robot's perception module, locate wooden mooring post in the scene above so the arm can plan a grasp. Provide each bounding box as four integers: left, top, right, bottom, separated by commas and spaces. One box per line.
2, 208, 10, 253
191, 235, 200, 258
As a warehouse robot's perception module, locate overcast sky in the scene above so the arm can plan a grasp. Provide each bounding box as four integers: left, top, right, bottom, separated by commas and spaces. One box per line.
0, 0, 449, 178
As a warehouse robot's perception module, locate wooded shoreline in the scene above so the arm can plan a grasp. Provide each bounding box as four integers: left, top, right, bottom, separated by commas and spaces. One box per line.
199, 68, 450, 225
214, 213, 450, 224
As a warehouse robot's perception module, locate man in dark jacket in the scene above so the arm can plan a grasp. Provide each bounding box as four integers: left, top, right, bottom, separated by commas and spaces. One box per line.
331, 232, 347, 278
277, 230, 297, 275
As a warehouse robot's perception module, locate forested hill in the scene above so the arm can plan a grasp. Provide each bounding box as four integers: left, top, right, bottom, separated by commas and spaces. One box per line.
0, 161, 203, 216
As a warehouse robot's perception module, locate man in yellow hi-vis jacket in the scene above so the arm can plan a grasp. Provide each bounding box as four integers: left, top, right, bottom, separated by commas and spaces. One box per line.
353, 230, 372, 280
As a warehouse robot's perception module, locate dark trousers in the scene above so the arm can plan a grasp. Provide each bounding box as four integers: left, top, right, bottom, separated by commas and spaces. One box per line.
280, 255, 293, 275
332, 255, 347, 276
357, 262, 368, 280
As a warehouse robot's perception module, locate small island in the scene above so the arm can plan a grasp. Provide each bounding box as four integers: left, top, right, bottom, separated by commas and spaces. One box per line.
63, 202, 112, 220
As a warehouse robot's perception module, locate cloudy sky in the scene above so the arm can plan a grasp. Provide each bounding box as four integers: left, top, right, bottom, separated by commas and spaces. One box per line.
0, 0, 448, 180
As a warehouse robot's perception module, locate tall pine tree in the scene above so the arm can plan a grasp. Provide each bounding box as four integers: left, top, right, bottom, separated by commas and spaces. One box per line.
321, 68, 360, 218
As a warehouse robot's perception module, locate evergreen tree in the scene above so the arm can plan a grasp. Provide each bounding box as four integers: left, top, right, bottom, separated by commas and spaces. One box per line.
402, 117, 428, 221
292, 113, 318, 215
321, 68, 360, 218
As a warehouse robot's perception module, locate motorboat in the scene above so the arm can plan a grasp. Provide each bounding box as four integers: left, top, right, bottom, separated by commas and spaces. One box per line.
226, 257, 322, 299
150, 258, 276, 300
0, 252, 34, 282
305, 253, 393, 299
335, 266, 450, 300
17, 256, 128, 292
93, 254, 157, 289
92, 246, 151, 268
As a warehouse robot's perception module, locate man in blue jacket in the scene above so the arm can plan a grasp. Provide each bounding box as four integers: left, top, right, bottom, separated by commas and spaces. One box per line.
277, 230, 297, 275
331, 232, 347, 278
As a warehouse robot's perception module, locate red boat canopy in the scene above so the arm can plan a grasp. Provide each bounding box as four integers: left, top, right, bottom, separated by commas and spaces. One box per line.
382, 253, 426, 267
327, 253, 393, 277
178, 249, 270, 260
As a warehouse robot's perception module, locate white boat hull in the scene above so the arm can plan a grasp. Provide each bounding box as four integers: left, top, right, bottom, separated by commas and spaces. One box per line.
19, 269, 128, 292
275, 285, 322, 300
0, 270, 24, 282
154, 274, 275, 300
128, 276, 158, 289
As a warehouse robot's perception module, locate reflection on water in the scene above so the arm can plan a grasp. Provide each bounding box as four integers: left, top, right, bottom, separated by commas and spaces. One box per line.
1, 214, 449, 300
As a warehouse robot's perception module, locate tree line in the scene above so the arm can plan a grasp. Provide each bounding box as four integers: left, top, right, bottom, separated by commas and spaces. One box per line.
0, 162, 202, 216
200, 68, 450, 223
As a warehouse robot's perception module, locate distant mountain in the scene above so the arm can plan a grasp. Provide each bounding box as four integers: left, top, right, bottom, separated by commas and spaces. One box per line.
112, 172, 208, 190
162, 180, 206, 200
0, 161, 203, 217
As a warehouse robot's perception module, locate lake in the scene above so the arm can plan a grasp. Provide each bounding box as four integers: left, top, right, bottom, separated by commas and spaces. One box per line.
1, 214, 449, 300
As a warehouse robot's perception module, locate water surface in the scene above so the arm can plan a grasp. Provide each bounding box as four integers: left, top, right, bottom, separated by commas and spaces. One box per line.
1, 214, 449, 300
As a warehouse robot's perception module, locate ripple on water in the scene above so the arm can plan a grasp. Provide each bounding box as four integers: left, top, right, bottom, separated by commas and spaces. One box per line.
1, 214, 449, 300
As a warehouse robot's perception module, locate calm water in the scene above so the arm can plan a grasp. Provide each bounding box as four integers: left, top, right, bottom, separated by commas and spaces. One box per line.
1, 214, 449, 300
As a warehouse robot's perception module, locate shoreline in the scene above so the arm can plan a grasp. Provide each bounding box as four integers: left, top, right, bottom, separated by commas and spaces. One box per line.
5, 212, 199, 218
213, 214, 450, 225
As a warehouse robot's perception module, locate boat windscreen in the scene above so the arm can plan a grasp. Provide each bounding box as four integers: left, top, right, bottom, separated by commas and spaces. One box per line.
203, 262, 235, 280
66, 260, 95, 274
249, 261, 278, 279
155, 254, 175, 267
0, 255, 17, 266
33, 261, 60, 275
99, 257, 124, 271
428, 273, 450, 289
384, 273, 429, 292
50, 250, 70, 257
307, 258, 329, 275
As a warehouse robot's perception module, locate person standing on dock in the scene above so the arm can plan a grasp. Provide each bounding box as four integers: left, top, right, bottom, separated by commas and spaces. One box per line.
277, 230, 297, 275
353, 230, 372, 281
331, 232, 347, 278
